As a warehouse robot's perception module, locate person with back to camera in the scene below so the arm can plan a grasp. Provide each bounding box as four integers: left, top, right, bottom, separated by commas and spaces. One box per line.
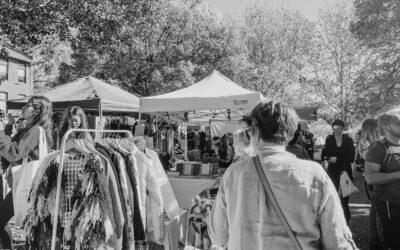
364, 112, 400, 250
0, 96, 53, 248
209, 101, 357, 250
57, 106, 92, 149
323, 119, 355, 224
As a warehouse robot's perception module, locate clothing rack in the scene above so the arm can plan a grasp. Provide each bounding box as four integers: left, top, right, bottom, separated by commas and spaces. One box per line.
51, 128, 135, 250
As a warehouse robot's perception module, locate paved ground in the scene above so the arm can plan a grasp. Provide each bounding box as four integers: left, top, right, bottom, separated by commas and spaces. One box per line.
349, 169, 370, 250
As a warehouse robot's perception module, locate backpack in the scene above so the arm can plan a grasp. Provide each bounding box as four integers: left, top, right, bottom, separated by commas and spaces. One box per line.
376, 139, 395, 172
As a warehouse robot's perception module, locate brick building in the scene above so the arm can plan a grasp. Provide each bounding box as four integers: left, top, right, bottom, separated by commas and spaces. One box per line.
0, 46, 33, 113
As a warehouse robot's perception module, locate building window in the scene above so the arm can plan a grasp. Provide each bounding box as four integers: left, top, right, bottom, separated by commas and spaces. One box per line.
0, 60, 8, 80
17, 64, 26, 83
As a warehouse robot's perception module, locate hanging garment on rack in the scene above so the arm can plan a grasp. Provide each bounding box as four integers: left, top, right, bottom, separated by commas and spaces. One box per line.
92, 146, 125, 249
102, 146, 136, 249
63, 139, 122, 249
143, 148, 180, 245
95, 145, 125, 244
26, 133, 167, 250
70, 154, 117, 250
110, 141, 146, 241
23, 151, 63, 249
134, 149, 165, 244
145, 148, 180, 219
24, 139, 128, 250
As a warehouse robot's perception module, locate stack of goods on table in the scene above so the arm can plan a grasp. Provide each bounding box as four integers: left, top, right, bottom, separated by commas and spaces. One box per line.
22, 136, 180, 249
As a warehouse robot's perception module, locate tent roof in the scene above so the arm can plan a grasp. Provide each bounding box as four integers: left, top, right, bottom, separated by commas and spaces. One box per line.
8, 76, 140, 112
140, 70, 262, 112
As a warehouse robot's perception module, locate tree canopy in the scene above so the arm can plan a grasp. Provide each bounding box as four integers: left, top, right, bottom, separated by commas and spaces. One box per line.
1, 0, 399, 126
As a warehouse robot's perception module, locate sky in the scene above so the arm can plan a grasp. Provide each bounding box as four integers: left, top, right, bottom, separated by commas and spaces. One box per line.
209, 0, 337, 20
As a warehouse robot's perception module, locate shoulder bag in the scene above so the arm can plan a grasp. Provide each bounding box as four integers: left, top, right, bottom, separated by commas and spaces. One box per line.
253, 155, 302, 250
11, 126, 48, 226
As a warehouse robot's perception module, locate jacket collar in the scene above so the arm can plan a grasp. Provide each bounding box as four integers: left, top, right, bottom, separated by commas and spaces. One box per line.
255, 141, 289, 157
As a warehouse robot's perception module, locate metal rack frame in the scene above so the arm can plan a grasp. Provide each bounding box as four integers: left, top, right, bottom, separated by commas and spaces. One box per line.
51, 128, 133, 250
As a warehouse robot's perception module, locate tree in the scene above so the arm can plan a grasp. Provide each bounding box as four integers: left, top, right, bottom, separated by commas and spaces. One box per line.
351, 0, 400, 117
97, 0, 239, 96
305, 0, 374, 126
0, 0, 239, 96
29, 34, 73, 91
352, 0, 400, 48
235, 1, 315, 105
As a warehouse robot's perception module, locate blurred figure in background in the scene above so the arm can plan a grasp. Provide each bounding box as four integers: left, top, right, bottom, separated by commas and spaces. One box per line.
286, 129, 310, 160
218, 133, 234, 171
298, 122, 315, 160
323, 119, 355, 224
232, 129, 254, 162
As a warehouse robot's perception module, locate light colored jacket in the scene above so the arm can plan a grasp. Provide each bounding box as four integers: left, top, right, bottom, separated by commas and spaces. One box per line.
209, 142, 358, 250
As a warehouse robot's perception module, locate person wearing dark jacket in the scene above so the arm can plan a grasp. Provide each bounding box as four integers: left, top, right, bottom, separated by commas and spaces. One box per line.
0, 96, 53, 248
286, 130, 310, 160
298, 123, 315, 160
323, 119, 355, 224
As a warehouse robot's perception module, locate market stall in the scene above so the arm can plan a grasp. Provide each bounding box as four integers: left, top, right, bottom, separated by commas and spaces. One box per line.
140, 70, 317, 159
140, 70, 262, 157
7, 76, 141, 132
140, 70, 319, 249
7, 76, 140, 114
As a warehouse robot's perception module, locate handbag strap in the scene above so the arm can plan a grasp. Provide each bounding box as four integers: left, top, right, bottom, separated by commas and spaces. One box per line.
37, 126, 48, 160
253, 155, 302, 250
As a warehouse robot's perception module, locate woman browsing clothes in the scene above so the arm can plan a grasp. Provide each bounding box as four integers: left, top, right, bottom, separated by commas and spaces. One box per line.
57, 106, 91, 149
323, 119, 355, 224
0, 96, 53, 247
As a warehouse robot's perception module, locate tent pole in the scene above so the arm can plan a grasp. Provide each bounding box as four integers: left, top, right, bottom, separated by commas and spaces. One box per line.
184, 123, 188, 161
98, 102, 103, 118
138, 111, 142, 122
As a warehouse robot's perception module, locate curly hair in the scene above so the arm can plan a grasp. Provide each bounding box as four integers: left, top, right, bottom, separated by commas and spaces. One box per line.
242, 101, 298, 144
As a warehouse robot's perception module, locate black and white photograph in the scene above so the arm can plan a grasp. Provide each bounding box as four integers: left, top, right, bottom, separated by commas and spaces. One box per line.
0, 0, 398, 249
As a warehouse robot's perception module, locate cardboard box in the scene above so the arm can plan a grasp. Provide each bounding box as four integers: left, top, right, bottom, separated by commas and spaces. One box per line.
200, 163, 211, 176
178, 162, 201, 176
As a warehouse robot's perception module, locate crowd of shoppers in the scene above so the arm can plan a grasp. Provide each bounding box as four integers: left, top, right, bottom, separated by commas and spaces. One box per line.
1, 97, 399, 250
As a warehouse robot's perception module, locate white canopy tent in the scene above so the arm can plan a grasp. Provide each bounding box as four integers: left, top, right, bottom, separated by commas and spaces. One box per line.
140, 70, 317, 123
140, 70, 263, 117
